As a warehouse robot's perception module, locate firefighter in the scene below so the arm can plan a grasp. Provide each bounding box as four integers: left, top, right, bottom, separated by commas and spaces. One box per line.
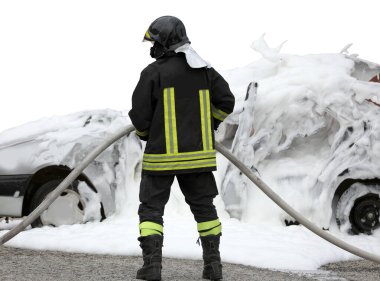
129, 15, 235, 281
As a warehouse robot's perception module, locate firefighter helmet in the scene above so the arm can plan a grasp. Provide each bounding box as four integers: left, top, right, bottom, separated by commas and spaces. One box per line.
143, 16, 190, 51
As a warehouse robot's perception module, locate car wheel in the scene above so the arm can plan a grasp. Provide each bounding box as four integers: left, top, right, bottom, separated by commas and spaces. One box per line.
335, 182, 380, 234
29, 179, 98, 228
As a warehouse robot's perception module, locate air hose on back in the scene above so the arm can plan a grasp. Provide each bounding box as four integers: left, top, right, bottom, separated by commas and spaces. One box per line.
1, 124, 380, 264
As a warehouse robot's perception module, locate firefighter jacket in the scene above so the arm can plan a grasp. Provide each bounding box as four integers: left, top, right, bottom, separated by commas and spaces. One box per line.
129, 52, 235, 175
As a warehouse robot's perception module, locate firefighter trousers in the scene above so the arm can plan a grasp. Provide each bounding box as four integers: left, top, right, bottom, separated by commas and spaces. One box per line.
138, 172, 219, 225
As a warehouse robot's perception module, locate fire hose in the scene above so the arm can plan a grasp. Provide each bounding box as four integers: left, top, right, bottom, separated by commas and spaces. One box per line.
1, 125, 380, 264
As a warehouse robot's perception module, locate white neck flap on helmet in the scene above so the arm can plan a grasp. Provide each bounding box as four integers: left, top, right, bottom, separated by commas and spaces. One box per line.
175, 43, 211, 69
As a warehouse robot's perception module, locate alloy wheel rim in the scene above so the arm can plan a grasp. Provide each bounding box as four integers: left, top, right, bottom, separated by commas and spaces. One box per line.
40, 189, 85, 226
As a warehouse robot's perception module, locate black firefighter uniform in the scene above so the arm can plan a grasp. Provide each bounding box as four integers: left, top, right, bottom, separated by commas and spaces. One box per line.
129, 52, 235, 237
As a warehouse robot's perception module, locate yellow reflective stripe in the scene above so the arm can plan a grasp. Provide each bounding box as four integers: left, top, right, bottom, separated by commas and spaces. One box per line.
139, 221, 163, 236
199, 90, 207, 151
140, 221, 163, 232
199, 89, 213, 151
144, 150, 216, 163
136, 129, 148, 137
197, 219, 220, 231
211, 105, 229, 121
142, 158, 216, 171
164, 88, 171, 153
170, 88, 178, 153
145, 149, 216, 157
163, 87, 178, 154
140, 229, 162, 236
205, 90, 213, 149
199, 225, 222, 236
198, 219, 222, 237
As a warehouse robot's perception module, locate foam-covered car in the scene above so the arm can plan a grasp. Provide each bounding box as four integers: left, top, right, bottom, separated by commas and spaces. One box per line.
0, 110, 129, 227
217, 46, 380, 235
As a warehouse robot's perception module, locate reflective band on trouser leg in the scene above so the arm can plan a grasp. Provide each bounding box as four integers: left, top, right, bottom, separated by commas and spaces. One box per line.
197, 219, 222, 236
163, 87, 178, 154
199, 90, 213, 151
139, 221, 163, 236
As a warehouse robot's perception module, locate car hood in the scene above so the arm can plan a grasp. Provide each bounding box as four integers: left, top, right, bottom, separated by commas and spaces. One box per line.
0, 109, 130, 175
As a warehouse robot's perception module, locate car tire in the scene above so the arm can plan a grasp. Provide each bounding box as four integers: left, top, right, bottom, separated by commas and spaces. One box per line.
29, 179, 98, 228
335, 182, 380, 234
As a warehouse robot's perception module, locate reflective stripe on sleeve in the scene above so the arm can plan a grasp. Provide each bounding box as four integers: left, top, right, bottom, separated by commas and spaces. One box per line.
136, 129, 149, 137
211, 105, 229, 121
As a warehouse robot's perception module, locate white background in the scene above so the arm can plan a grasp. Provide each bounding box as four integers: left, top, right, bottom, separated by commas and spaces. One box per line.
0, 0, 378, 132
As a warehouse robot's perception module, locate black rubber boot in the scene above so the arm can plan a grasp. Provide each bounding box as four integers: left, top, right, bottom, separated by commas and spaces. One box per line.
200, 235, 223, 280
136, 235, 163, 281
